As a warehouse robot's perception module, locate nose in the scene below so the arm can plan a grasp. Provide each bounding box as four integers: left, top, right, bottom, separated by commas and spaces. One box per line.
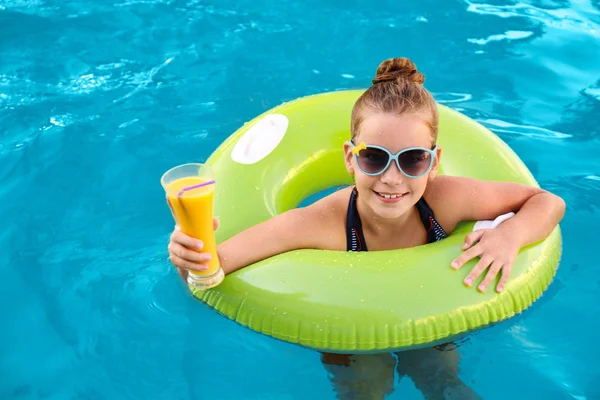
379, 159, 404, 185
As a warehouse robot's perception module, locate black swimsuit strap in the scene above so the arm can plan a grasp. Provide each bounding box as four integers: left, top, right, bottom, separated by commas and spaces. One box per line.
346, 187, 367, 251
416, 197, 448, 243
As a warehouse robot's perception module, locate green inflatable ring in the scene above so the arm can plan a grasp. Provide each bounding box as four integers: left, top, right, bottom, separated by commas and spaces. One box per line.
192, 90, 561, 353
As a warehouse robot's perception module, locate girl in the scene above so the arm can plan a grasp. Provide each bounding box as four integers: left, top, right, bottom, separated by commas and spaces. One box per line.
168, 58, 565, 399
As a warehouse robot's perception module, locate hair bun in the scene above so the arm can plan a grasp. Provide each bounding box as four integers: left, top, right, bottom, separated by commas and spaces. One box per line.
372, 57, 425, 85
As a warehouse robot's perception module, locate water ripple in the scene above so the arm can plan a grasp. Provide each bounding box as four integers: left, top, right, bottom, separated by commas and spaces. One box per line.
508, 324, 587, 399
583, 85, 600, 99
57, 73, 112, 94
466, 0, 600, 35
468, 30, 534, 45
48, 114, 76, 127
40, 238, 179, 344
112, 57, 174, 103
0, 74, 47, 108
478, 118, 572, 139
96, 62, 127, 71
0, 0, 51, 15
114, 0, 174, 7
184, 1, 244, 17
544, 173, 600, 213
435, 92, 473, 104
2, 57, 176, 109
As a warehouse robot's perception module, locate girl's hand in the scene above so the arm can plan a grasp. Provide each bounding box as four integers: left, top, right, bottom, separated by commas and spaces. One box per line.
450, 227, 520, 293
168, 217, 220, 279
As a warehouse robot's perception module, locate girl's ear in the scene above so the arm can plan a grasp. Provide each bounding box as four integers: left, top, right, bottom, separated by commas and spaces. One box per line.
343, 141, 355, 175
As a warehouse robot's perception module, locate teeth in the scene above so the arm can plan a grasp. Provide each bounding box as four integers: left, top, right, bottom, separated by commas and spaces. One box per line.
378, 192, 402, 199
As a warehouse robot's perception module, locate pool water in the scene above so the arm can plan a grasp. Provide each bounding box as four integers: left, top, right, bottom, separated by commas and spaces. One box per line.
2, 0, 600, 398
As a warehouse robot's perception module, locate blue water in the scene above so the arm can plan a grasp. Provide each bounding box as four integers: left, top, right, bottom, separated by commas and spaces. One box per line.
1, 0, 600, 398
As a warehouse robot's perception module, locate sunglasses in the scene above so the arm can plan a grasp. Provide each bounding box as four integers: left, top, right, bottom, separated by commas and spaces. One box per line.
349, 141, 438, 178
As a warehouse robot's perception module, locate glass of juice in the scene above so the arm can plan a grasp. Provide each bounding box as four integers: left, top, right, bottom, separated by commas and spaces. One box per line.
161, 163, 224, 289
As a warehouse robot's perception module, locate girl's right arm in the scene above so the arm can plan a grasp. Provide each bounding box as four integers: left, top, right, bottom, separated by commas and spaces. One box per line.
168, 197, 345, 279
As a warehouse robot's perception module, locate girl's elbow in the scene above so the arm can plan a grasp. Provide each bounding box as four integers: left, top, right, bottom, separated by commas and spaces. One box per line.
557, 195, 566, 216
548, 192, 566, 219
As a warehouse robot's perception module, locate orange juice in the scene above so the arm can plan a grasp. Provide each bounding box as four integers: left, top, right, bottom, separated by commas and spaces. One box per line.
161, 163, 224, 289
165, 176, 220, 276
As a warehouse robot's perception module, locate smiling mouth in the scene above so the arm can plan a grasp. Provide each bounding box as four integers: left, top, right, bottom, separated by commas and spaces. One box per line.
374, 191, 407, 199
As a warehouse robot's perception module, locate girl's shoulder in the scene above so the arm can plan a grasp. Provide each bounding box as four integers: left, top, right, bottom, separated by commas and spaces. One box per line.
423, 175, 475, 233
293, 186, 352, 250
304, 185, 352, 221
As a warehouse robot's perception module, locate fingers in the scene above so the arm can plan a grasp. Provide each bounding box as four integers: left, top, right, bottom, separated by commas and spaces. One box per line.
168, 241, 212, 263
496, 264, 512, 293
170, 229, 203, 250
169, 254, 210, 272
477, 260, 503, 293
169, 226, 215, 274
464, 256, 492, 287
213, 217, 220, 231
453, 229, 517, 293
451, 245, 482, 270
461, 230, 486, 250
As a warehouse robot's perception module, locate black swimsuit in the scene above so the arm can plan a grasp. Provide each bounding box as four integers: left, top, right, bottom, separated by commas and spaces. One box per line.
346, 187, 448, 251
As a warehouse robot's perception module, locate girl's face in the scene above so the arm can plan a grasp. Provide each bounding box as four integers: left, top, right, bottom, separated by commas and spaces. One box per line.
344, 111, 441, 220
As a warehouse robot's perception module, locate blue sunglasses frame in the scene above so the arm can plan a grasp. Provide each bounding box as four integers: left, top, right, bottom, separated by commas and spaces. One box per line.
349, 140, 438, 178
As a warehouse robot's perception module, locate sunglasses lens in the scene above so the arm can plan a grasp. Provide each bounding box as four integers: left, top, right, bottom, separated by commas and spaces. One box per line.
356, 147, 390, 174
398, 149, 432, 177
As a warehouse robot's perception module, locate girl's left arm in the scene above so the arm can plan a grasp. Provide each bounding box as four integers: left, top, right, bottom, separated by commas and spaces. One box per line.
430, 176, 566, 293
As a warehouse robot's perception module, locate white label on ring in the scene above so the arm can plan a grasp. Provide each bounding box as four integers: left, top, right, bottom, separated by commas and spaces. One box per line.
473, 212, 516, 231
231, 114, 289, 164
